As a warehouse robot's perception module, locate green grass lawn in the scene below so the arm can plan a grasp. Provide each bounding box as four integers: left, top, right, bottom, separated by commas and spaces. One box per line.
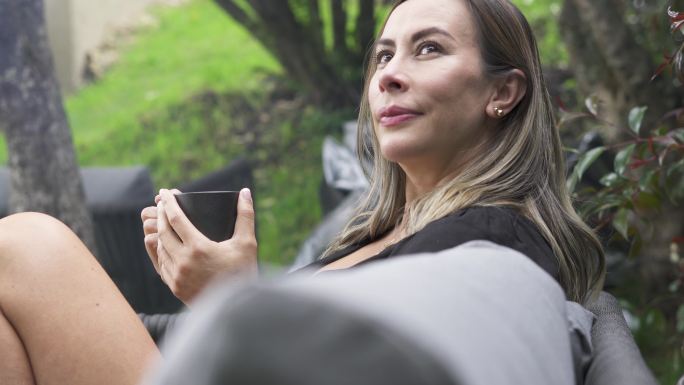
66, 0, 281, 169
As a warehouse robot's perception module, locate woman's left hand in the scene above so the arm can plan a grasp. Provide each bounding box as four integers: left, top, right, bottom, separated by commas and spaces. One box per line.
156, 188, 258, 305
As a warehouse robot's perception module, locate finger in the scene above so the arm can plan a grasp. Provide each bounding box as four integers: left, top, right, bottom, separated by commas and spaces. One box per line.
143, 218, 157, 236
157, 241, 175, 284
144, 233, 160, 273
154, 189, 181, 205
141, 206, 157, 221
159, 189, 205, 244
232, 188, 256, 240
157, 201, 184, 253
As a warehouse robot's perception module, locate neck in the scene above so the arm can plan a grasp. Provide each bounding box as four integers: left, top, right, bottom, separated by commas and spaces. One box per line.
398, 136, 493, 204
400, 158, 467, 204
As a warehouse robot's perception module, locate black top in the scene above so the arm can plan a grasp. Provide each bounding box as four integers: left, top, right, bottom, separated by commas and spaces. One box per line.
305, 206, 559, 281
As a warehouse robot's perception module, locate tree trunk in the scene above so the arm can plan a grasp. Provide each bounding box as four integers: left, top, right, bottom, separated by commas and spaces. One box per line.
559, 0, 684, 141
214, 0, 366, 108
331, 0, 349, 60
355, 0, 375, 63
0, 0, 96, 251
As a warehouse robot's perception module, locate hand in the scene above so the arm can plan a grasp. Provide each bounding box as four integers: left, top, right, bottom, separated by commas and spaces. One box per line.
156, 188, 258, 304
141, 189, 180, 272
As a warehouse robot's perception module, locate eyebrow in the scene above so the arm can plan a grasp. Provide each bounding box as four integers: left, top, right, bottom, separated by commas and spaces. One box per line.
375, 27, 455, 48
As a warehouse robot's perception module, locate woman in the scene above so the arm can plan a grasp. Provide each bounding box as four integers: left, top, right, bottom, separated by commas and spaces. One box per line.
0, 0, 604, 384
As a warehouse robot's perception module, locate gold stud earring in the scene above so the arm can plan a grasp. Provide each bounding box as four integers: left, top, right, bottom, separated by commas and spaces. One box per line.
494, 106, 505, 117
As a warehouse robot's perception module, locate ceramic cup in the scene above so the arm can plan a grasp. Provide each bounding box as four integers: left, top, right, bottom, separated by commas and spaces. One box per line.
174, 191, 240, 242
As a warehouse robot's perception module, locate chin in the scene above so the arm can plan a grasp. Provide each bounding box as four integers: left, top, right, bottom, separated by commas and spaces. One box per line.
379, 142, 425, 164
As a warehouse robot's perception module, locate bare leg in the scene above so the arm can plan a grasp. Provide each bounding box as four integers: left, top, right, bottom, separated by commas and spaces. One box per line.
0, 212, 159, 385
0, 307, 35, 385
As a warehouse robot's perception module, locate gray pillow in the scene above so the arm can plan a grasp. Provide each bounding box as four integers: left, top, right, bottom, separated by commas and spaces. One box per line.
144, 241, 579, 385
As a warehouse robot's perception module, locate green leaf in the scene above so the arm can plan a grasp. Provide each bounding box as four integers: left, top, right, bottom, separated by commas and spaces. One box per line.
669, 280, 681, 293
635, 191, 660, 209
613, 208, 630, 240
643, 309, 667, 338
576, 147, 605, 179
677, 305, 684, 333
665, 168, 684, 203
567, 147, 605, 192
614, 143, 636, 176
628, 233, 642, 258
600, 172, 620, 187
628, 106, 647, 135
638, 169, 658, 191
595, 199, 624, 213
566, 173, 579, 194
667, 158, 684, 178
655, 125, 669, 136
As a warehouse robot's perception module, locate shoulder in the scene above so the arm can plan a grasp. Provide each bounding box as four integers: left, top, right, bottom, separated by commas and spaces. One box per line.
393, 206, 559, 280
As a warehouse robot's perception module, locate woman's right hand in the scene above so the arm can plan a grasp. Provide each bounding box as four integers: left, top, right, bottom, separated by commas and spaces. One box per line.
141, 189, 181, 273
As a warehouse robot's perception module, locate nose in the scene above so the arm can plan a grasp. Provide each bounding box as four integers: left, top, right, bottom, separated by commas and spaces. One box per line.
377, 60, 408, 93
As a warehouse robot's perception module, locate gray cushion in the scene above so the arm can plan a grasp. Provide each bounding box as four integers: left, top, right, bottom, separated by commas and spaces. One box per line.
144, 241, 577, 385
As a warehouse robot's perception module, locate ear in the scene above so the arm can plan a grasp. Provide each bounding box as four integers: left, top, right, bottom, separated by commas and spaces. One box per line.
485, 69, 527, 119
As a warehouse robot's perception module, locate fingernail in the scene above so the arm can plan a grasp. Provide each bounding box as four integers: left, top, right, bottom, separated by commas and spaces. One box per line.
241, 188, 252, 204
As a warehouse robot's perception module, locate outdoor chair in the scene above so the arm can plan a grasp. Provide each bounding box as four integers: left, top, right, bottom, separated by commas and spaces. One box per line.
140, 242, 658, 385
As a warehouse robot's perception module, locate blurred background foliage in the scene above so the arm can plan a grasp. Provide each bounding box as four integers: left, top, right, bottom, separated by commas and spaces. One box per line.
1, 0, 682, 381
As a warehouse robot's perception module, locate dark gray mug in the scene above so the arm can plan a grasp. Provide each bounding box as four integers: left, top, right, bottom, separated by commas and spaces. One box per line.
175, 191, 240, 242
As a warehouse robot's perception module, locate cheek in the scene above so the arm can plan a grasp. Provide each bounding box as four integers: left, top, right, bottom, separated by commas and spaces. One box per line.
427, 72, 489, 123
367, 79, 381, 110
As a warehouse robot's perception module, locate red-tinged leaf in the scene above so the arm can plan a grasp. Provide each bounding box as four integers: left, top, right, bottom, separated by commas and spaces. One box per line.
658, 146, 670, 166
629, 157, 655, 170
555, 95, 567, 112
673, 236, 684, 243
651, 61, 671, 82
669, 6, 684, 21
675, 49, 684, 84
653, 135, 676, 146
671, 19, 684, 33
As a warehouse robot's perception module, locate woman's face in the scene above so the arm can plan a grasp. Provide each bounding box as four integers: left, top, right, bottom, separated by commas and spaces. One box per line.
369, 0, 495, 171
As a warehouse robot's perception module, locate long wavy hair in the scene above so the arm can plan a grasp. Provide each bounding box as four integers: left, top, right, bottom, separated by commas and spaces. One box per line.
322, 0, 605, 303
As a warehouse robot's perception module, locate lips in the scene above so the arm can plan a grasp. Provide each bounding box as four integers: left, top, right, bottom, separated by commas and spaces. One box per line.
377, 105, 422, 127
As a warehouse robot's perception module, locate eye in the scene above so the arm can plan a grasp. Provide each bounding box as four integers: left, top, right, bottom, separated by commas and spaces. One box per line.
375, 50, 394, 66
417, 41, 441, 56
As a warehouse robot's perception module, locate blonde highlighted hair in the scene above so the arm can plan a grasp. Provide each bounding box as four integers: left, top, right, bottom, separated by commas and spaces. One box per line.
322, 0, 604, 303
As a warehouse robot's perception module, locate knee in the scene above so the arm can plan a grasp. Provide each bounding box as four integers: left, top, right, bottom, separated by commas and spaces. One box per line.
0, 212, 73, 240
0, 212, 82, 266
